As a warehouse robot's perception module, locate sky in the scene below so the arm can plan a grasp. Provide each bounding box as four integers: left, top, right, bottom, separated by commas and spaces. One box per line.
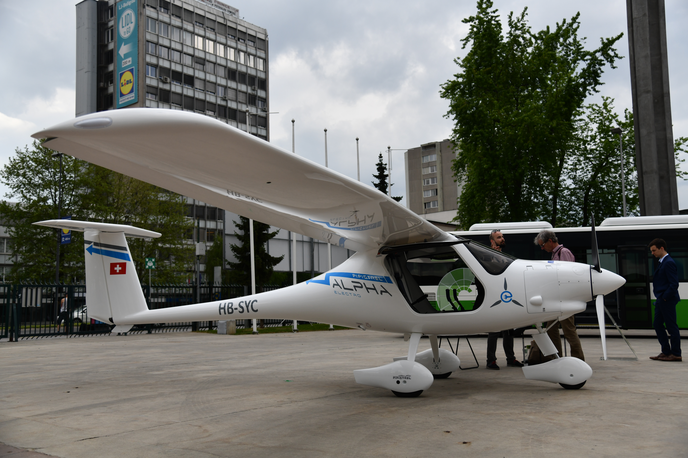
1, 0, 687, 212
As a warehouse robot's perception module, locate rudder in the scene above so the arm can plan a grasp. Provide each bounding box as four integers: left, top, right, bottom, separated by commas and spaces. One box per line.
34, 220, 160, 328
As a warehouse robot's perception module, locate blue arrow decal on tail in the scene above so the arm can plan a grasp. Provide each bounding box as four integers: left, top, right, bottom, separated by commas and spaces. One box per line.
86, 244, 131, 262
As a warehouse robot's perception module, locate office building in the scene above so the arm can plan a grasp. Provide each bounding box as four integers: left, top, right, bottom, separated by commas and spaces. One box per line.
75, 0, 346, 281
404, 140, 462, 230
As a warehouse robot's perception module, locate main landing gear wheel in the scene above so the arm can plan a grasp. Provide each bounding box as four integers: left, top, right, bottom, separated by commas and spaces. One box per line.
392, 390, 424, 398
559, 381, 586, 390
433, 372, 452, 379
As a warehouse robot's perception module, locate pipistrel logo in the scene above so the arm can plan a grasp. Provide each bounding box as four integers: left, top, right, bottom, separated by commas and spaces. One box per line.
490, 278, 523, 308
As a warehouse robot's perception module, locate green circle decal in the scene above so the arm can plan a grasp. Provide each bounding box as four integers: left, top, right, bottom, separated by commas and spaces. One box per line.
436, 268, 476, 312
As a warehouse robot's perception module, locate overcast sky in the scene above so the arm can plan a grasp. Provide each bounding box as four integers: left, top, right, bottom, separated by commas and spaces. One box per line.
1, 0, 687, 212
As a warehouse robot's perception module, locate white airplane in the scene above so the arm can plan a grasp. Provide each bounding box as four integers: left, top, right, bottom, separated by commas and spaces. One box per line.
33, 109, 624, 397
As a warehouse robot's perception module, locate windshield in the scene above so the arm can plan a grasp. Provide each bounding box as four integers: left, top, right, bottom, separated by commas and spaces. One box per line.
465, 241, 515, 275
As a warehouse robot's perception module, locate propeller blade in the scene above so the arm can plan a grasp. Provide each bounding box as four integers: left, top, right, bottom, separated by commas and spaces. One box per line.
590, 215, 601, 272
596, 294, 607, 360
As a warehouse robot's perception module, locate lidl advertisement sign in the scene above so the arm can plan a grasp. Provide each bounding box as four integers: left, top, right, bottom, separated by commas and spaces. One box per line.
116, 0, 138, 108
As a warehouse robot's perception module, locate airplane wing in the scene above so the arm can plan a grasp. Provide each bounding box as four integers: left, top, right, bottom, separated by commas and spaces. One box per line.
33, 109, 453, 252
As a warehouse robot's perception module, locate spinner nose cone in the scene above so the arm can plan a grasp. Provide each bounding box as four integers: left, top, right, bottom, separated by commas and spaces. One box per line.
591, 268, 626, 296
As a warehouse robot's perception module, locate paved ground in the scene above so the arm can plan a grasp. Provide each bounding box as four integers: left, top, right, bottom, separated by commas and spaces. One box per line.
1, 329, 686, 458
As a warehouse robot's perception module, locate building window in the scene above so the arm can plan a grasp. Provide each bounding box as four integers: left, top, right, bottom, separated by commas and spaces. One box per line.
423, 177, 437, 186
183, 31, 193, 46
205, 61, 215, 74
146, 65, 157, 77
422, 165, 437, 174
183, 54, 193, 67
158, 45, 169, 60
256, 57, 265, 71
422, 153, 437, 163
424, 201, 439, 209
217, 45, 225, 58
170, 49, 181, 63
247, 55, 255, 68
194, 58, 205, 71
146, 18, 157, 34
146, 41, 157, 55
227, 48, 235, 61
205, 39, 215, 54
237, 50, 245, 65
194, 35, 204, 50
105, 28, 114, 43
170, 26, 181, 42
159, 23, 169, 38
423, 189, 438, 197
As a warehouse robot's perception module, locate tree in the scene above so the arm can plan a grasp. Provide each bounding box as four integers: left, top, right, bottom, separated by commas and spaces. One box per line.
558, 97, 639, 226
0, 140, 89, 282
226, 216, 284, 289
372, 154, 402, 202
0, 140, 194, 283
440, 0, 622, 228
204, 235, 224, 284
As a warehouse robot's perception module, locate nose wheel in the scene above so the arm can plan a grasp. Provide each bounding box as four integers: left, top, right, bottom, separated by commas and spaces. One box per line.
560, 381, 586, 390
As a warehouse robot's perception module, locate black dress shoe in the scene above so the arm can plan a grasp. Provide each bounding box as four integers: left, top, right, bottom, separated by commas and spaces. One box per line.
507, 359, 524, 367
486, 361, 500, 370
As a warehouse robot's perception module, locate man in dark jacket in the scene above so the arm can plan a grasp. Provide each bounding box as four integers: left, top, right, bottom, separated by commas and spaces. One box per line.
649, 238, 682, 362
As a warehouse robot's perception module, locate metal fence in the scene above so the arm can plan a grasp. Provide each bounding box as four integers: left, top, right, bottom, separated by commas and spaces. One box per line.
0, 283, 288, 341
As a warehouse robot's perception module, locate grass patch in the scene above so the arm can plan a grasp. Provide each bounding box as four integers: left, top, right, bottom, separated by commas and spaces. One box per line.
201, 323, 350, 335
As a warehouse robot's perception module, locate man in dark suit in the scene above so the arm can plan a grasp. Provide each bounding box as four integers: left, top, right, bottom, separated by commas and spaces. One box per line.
649, 238, 682, 362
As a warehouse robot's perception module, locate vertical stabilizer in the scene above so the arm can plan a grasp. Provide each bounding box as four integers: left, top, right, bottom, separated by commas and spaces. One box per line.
83, 229, 148, 324
33, 220, 160, 326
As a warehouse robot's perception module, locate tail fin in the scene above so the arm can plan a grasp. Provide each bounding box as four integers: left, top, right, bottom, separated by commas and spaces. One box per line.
34, 220, 160, 330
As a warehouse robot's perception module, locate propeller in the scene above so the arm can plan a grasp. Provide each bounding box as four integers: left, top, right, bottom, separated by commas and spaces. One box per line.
590, 215, 606, 359
590, 215, 601, 273
596, 294, 607, 360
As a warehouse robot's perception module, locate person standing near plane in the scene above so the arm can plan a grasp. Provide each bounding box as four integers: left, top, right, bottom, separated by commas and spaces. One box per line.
486, 230, 524, 369
534, 230, 585, 361
648, 238, 682, 362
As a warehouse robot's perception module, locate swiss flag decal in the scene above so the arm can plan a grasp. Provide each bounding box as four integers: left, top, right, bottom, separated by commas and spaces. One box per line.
110, 262, 127, 275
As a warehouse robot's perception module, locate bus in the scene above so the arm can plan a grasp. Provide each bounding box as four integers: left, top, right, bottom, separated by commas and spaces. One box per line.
450, 215, 688, 330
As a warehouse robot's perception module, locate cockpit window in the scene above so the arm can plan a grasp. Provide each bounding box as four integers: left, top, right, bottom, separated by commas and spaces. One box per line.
465, 241, 515, 275
384, 242, 484, 314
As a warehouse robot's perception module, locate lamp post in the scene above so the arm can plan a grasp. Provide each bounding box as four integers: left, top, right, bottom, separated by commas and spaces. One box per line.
386, 147, 409, 198
356, 138, 360, 181
51, 152, 63, 285
611, 127, 626, 217
291, 119, 298, 332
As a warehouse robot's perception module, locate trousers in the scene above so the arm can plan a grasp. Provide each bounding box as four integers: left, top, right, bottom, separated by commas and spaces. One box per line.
654, 298, 682, 357
486, 331, 516, 362
546, 316, 585, 361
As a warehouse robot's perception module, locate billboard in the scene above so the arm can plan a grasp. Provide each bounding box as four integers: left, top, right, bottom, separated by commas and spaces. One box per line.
116, 0, 138, 108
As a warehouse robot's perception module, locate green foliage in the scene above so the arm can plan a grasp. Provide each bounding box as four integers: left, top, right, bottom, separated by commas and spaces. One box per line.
440, 0, 623, 228
226, 216, 284, 289
372, 154, 402, 202
558, 98, 639, 226
204, 235, 225, 284
0, 140, 194, 283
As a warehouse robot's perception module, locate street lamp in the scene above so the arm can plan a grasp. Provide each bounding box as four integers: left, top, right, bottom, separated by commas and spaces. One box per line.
386, 146, 408, 198
611, 127, 626, 217
51, 152, 63, 285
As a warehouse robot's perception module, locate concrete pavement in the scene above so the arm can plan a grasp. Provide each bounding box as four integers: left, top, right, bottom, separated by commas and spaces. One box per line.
1, 330, 686, 457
